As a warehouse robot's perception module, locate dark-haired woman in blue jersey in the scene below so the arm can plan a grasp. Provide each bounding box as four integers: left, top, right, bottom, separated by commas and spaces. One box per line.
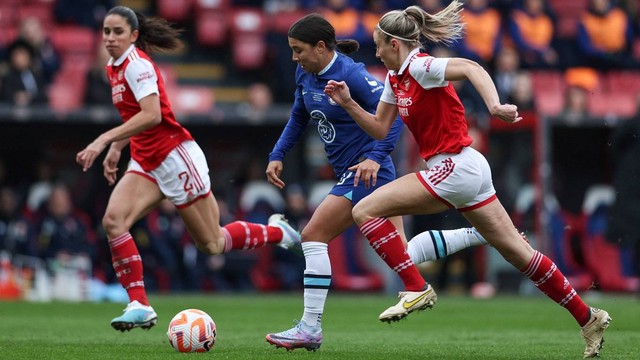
264, 13, 487, 351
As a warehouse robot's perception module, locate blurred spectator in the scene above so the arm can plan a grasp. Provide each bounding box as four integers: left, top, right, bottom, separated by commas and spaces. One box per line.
509, 0, 558, 68
319, 0, 365, 42
0, 39, 48, 106
84, 44, 112, 106
417, 0, 444, 13
455, 0, 503, 66
264, 0, 300, 13
17, 17, 60, 86
433, 46, 490, 128
606, 93, 640, 282
576, 0, 633, 69
198, 197, 257, 292
0, 187, 36, 257
33, 183, 96, 261
25, 160, 55, 215
564, 66, 600, 92
361, 0, 388, 39
558, 85, 594, 125
54, 0, 115, 30
236, 82, 274, 124
271, 183, 308, 290
358, 0, 389, 64
559, 67, 599, 124
493, 47, 521, 103
131, 199, 187, 292
506, 71, 536, 112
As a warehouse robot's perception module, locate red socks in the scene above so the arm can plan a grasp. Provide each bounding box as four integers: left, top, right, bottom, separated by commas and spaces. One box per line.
221, 221, 283, 253
521, 251, 590, 326
109, 232, 148, 306
360, 218, 426, 291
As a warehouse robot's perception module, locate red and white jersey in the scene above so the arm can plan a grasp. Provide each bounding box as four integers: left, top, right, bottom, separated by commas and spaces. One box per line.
380, 49, 472, 161
107, 44, 192, 172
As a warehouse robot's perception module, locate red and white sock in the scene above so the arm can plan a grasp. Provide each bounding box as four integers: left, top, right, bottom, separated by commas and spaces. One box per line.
521, 251, 590, 326
109, 232, 148, 306
360, 218, 426, 291
221, 221, 283, 253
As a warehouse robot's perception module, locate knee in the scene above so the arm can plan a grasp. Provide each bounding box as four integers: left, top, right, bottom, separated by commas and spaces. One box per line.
351, 202, 371, 226
102, 211, 127, 238
193, 236, 225, 256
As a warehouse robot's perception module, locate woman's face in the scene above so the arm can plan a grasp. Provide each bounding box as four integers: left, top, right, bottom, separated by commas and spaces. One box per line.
373, 30, 398, 71
288, 37, 324, 73
103, 14, 138, 59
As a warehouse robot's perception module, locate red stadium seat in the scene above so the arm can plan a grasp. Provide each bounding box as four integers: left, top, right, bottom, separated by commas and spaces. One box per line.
17, 2, 54, 26
604, 71, 640, 94
0, 5, 17, 27
51, 25, 96, 56
157, 0, 193, 22
588, 92, 636, 119
534, 90, 564, 117
531, 71, 565, 116
195, 0, 230, 11
269, 9, 307, 34
530, 70, 565, 94
48, 77, 86, 112
170, 86, 215, 115
195, 10, 229, 46
0, 25, 18, 47
231, 8, 268, 70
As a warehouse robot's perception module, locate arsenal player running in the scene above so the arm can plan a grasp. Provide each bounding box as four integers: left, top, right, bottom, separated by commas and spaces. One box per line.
76, 6, 301, 332
324, 1, 611, 358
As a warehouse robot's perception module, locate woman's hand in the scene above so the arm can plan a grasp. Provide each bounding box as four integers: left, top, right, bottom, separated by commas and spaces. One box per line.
348, 159, 380, 189
266, 160, 285, 189
76, 136, 108, 172
324, 80, 353, 106
102, 147, 122, 186
490, 104, 522, 123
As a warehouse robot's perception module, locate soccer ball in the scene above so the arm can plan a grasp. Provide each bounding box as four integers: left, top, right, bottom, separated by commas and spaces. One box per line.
167, 309, 217, 353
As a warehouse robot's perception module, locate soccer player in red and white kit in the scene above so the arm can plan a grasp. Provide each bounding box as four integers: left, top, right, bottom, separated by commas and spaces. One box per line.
76, 6, 301, 332
323, 1, 611, 358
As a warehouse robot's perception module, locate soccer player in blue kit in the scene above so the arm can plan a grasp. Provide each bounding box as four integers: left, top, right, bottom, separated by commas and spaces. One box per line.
264, 13, 487, 351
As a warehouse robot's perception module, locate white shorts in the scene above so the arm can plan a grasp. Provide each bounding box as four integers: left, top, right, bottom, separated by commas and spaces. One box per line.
416, 146, 496, 211
127, 140, 211, 208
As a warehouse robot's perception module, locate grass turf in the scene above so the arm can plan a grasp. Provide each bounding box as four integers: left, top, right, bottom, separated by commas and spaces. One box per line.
0, 293, 636, 359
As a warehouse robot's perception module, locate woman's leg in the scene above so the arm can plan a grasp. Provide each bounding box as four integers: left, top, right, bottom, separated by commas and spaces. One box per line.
463, 200, 611, 358
352, 173, 449, 321
179, 192, 300, 255
103, 172, 164, 331
266, 195, 354, 351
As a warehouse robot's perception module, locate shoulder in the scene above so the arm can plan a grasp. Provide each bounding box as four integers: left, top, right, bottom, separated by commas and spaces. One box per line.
341, 58, 377, 86
409, 54, 448, 74
124, 53, 156, 81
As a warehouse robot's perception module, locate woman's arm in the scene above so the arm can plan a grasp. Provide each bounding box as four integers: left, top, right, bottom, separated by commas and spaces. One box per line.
444, 58, 521, 123
76, 94, 160, 172
324, 80, 398, 140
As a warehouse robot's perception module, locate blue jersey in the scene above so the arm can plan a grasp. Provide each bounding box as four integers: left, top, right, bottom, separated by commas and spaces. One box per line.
269, 53, 404, 179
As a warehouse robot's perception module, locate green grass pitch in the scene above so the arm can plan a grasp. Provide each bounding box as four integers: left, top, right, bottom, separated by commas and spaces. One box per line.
0, 293, 637, 359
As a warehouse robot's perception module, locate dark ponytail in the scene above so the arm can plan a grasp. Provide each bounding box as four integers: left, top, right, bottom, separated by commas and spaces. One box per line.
107, 6, 183, 54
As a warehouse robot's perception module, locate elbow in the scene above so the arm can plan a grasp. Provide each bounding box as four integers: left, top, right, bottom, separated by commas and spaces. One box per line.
146, 112, 162, 128
372, 129, 389, 140
373, 133, 386, 141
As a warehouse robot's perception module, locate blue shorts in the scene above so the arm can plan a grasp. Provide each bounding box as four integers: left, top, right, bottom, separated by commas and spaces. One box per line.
329, 157, 396, 206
